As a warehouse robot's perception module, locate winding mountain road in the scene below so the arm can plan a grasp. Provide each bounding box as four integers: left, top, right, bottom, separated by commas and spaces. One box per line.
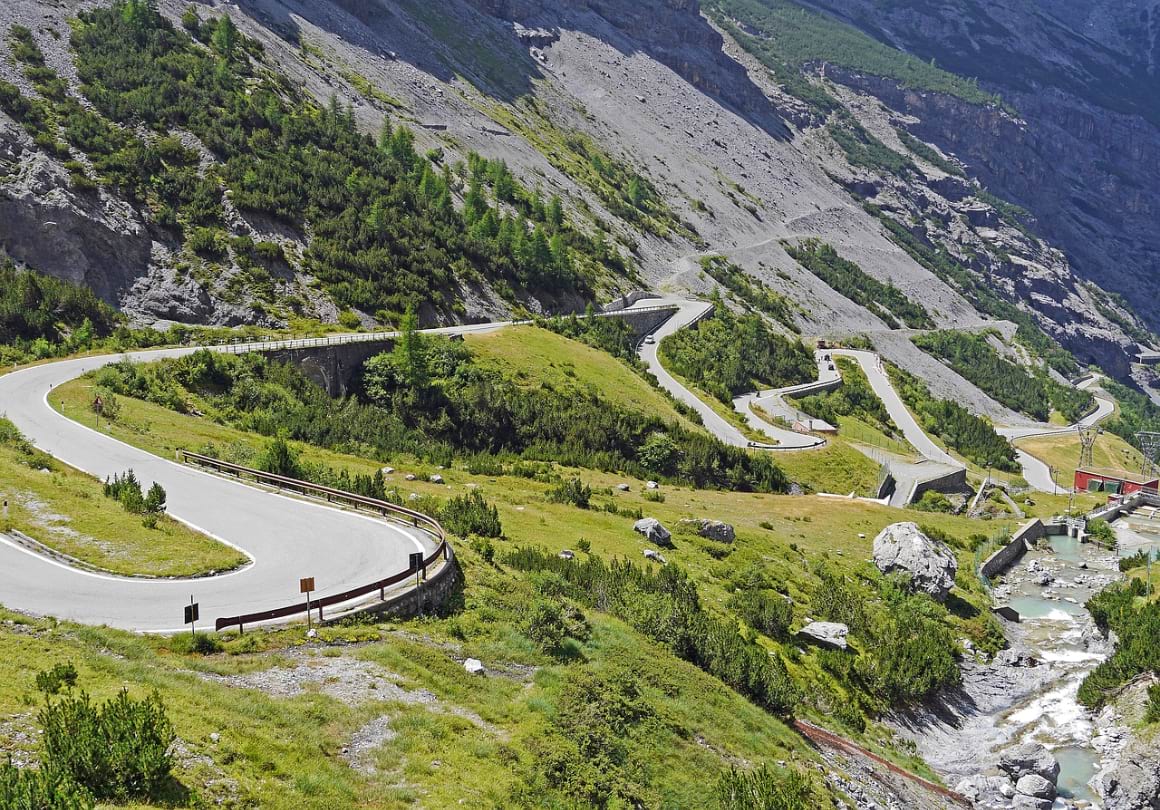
0, 326, 504, 632
0, 296, 1114, 631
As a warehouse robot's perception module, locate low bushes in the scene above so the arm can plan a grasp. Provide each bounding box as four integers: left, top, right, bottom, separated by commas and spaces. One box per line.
505, 548, 798, 715
103, 470, 166, 518
2, 666, 176, 807
887, 364, 1019, 471
783, 239, 931, 329
441, 490, 503, 538
715, 764, 820, 810
912, 330, 1093, 422
1079, 579, 1160, 707
547, 477, 592, 509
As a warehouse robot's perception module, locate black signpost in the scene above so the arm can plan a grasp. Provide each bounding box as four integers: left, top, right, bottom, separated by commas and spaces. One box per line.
184, 595, 199, 637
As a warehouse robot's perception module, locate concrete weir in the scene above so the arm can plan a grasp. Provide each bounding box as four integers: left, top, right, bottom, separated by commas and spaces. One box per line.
980, 518, 1065, 579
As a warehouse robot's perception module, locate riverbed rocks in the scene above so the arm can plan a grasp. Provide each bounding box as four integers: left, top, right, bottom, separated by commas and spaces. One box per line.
677, 518, 735, 543
1096, 734, 1160, 809
1015, 773, 1055, 801
633, 517, 672, 547
994, 649, 1039, 668
797, 621, 849, 650
872, 522, 958, 601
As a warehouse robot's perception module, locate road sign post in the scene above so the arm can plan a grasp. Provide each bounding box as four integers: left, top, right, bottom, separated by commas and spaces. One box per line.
300, 577, 315, 630
184, 596, 199, 638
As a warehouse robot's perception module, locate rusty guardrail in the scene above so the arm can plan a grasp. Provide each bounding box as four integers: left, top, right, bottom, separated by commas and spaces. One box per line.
175, 450, 451, 632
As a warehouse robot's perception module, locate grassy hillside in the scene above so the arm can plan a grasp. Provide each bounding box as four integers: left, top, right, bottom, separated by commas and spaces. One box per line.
36, 365, 1025, 802
1017, 430, 1144, 484
0, 417, 245, 577
465, 326, 696, 429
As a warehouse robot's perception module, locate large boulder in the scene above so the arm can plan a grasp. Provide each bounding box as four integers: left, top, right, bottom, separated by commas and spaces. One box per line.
634, 518, 673, 547
1000, 741, 1060, 783
678, 518, 735, 543
797, 621, 848, 650
872, 522, 958, 601
1015, 773, 1056, 801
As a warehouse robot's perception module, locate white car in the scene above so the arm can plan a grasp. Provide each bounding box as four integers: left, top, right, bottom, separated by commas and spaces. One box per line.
644, 335, 656, 344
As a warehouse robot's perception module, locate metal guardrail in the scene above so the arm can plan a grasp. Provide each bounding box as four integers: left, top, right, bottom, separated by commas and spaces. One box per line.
175, 451, 451, 632
209, 305, 682, 356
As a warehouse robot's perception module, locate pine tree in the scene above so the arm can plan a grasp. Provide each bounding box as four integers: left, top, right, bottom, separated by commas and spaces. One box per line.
211, 14, 238, 59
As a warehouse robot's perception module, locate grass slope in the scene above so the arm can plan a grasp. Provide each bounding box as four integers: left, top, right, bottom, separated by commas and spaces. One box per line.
1017, 430, 1144, 486
465, 326, 695, 429
0, 418, 246, 577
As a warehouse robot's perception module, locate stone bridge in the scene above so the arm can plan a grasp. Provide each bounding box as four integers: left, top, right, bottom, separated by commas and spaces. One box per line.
263, 305, 679, 396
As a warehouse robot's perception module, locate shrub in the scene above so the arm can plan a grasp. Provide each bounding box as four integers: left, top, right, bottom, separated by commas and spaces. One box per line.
35, 663, 79, 696
506, 548, 798, 714
0, 761, 92, 810
167, 632, 223, 655
911, 490, 953, 513
658, 306, 814, 402
1086, 519, 1115, 548
1119, 548, 1151, 572
441, 490, 502, 538
39, 689, 175, 802
1147, 684, 1160, 724
783, 239, 931, 329
912, 330, 1093, 422
469, 537, 496, 564
715, 764, 819, 810
103, 470, 145, 513
728, 589, 793, 640
523, 600, 568, 652
256, 437, 301, 478
547, 477, 592, 509
143, 482, 167, 514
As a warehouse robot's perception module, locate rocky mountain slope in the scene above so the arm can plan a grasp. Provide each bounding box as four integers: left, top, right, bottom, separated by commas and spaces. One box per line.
793, 0, 1160, 333
0, 0, 1153, 391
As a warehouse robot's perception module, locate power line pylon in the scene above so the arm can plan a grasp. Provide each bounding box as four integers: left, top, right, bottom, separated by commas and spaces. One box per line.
1136, 431, 1160, 478
1077, 425, 1101, 471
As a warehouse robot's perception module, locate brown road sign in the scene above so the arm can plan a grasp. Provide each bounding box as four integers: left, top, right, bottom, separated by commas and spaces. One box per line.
300, 577, 314, 594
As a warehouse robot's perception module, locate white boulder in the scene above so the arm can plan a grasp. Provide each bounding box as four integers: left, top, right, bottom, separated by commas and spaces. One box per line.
872, 522, 958, 601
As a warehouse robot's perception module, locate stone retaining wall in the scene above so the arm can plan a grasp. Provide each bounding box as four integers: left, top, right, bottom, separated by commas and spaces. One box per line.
980, 518, 1048, 578
330, 548, 461, 624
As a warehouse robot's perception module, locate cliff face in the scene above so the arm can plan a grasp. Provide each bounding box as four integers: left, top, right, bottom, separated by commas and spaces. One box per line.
804, 0, 1160, 330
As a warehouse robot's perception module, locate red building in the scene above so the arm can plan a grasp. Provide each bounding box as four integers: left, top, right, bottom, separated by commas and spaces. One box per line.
1074, 467, 1159, 496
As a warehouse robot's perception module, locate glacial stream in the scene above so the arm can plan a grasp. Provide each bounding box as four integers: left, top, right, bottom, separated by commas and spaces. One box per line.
993, 533, 1114, 807
894, 531, 1123, 808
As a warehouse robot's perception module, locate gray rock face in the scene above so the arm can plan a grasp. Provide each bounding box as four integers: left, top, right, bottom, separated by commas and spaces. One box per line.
797, 621, 849, 650
678, 518, 735, 543
1097, 735, 1160, 810
999, 741, 1060, 784
872, 522, 958, 601
634, 517, 672, 547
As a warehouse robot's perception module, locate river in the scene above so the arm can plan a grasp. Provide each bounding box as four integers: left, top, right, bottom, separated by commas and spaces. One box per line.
891, 531, 1122, 808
